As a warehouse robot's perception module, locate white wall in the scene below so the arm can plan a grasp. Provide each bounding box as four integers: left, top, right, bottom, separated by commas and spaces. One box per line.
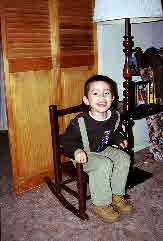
97, 20, 163, 151
97, 23, 125, 100
152, 20, 163, 47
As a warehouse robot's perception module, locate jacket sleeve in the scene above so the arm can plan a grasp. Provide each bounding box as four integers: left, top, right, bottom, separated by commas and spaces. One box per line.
111, 124, 127, 146
110, 111, 127, 146
59, 117, 83, 158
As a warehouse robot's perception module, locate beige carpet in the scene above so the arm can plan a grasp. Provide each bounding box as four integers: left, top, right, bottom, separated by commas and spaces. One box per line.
1, 135, 163, 241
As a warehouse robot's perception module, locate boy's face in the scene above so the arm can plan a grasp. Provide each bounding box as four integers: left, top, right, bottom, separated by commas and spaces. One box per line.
83, 81, 115, 115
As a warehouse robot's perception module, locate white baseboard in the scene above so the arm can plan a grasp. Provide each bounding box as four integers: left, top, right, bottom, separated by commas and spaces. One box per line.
134, 143, 149, 152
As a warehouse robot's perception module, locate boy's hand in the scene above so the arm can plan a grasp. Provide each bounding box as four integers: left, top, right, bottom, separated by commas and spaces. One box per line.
119, 140, 128, 149
74, 149, 87, 163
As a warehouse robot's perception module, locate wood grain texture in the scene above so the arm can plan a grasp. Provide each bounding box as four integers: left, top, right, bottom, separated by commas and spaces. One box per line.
2, 0, 52, 72
9, 71, 54, 194
9, 57, 53, 72
60, 67, 94, 131
48, 0, 61, 106
58, 0, 94, 68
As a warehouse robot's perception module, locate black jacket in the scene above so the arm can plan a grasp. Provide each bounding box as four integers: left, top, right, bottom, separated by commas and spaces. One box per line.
59, 109, 126, 158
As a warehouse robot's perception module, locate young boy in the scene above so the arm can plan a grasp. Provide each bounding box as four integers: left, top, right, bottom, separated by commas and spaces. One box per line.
59, 75, 133, 222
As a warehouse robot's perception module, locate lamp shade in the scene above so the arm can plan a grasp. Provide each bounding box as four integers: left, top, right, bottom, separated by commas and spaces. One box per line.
94, 0, 163, 23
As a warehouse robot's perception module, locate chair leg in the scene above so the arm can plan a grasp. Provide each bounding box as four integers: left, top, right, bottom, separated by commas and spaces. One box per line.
54, 166, 62, 194
44, 175, 89, 220
44, 162, 89, 220
76, 163, 89, 220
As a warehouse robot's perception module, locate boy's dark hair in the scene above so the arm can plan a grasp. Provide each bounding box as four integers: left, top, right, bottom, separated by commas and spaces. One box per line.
84, 75, 118, 107
84, 75, 118, 97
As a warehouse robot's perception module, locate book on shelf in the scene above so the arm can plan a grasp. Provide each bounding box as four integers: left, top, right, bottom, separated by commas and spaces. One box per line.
135, 80, 156, 105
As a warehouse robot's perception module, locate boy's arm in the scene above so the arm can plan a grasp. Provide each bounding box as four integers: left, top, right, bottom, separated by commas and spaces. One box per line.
111, 126, 127, 146
59, 118, 84, 158
110, 112, 128, 147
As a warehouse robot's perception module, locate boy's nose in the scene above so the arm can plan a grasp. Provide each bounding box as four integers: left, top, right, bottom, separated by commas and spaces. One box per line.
99, 93, 105, 98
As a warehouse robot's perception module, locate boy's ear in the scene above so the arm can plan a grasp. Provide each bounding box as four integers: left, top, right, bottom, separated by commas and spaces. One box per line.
83, 96, 89, 106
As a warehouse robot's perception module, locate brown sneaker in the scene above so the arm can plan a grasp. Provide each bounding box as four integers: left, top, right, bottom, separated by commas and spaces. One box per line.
112, 194, 133, 213
94, 205, 120, 223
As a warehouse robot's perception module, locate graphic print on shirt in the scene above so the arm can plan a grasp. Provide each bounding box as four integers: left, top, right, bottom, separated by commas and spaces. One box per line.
96, 130, 112, 152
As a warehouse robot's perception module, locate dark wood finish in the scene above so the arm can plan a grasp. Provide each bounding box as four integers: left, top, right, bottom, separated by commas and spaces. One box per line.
9, 57, 53, 72
122, 18, 135, 152
3, 0, 52, 73
121, 102, 163, 121
44, 104, 89, 220
123, 18, 134, 113
58, 0, 94, 68
60, 55, 94, 68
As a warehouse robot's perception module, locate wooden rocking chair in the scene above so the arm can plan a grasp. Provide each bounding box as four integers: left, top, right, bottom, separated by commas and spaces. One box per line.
44, 104, 90, 220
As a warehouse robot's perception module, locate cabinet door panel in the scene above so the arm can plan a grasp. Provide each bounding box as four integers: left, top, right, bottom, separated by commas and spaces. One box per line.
60, 67, 94, 130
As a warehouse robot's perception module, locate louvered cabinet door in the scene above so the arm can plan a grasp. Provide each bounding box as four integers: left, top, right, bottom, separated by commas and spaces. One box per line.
1, 0, 55, 194
58, 0, 95, 69
57, 0, 96, 131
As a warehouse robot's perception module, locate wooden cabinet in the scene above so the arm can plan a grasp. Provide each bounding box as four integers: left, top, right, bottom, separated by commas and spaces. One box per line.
0, 0, 96, 194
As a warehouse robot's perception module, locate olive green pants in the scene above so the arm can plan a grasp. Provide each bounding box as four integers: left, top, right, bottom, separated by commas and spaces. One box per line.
73, 117, 131, 206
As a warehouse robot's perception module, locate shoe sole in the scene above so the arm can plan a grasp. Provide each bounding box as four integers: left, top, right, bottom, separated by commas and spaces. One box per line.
99, 216, 121, 223
112, 205, 135, 215
94, 210, 121, 223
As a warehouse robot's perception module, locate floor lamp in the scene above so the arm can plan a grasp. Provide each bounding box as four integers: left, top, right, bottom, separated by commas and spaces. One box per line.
94, 0, 163, 188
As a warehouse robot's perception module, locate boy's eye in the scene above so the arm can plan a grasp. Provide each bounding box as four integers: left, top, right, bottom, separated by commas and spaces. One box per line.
92, 92, 98, 95
104, 91, 110, 95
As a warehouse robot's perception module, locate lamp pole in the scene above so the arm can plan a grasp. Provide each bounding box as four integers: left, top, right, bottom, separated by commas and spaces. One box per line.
123, 18, 134, 150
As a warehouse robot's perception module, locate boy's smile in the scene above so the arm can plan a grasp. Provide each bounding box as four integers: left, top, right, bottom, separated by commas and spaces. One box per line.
83, 81, 115, 120
97, 102, 107, 107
